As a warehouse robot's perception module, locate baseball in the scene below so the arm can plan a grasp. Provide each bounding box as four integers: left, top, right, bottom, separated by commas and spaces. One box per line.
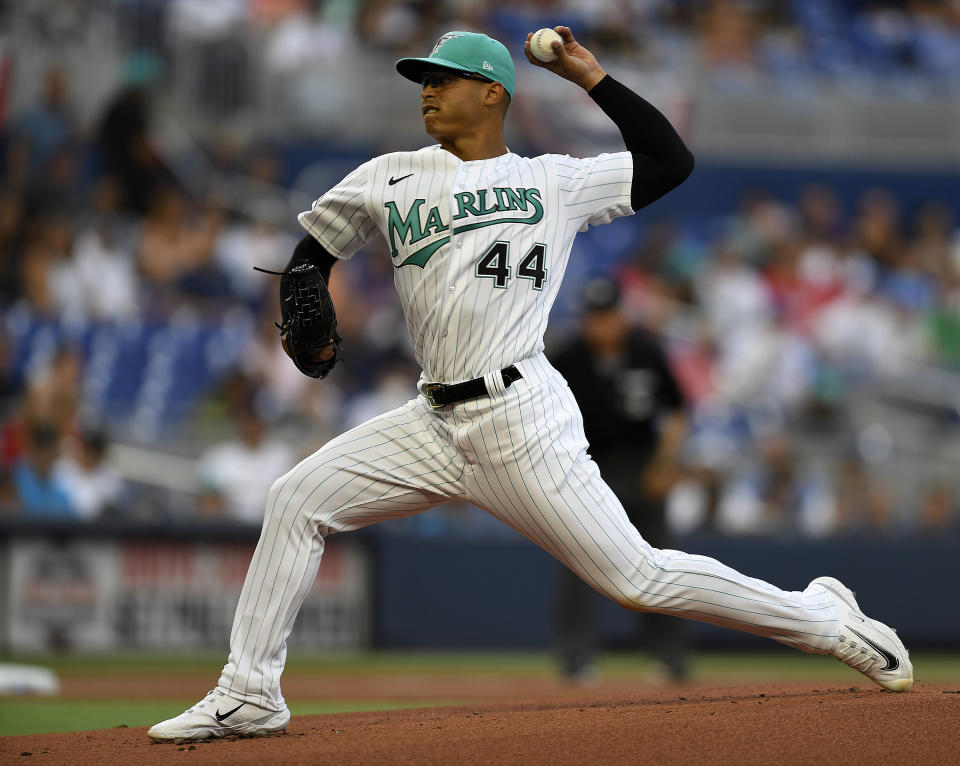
530, 28, 562, 63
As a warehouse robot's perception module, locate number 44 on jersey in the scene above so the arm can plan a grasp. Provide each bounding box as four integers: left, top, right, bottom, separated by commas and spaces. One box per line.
475, 241, 548, 290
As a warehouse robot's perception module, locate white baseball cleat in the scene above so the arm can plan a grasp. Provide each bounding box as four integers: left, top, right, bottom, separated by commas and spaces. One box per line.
810, 576, 913, 692
147, 688, 290, 743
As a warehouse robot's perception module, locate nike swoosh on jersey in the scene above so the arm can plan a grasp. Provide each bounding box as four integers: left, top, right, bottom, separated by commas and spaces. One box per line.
388, 174, 414, 185
848, 626, 899, 672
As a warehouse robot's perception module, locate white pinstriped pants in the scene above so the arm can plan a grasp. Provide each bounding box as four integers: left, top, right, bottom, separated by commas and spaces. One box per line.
218, 353, 839, 710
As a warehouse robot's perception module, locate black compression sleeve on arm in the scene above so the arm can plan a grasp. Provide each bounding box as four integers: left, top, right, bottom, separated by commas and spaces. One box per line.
587, 75, 694, 209
287, 234, 338, 283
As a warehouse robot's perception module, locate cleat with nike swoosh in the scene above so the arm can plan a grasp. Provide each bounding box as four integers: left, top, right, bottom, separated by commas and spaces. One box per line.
147, 688, 290, 743
810, 576, 913, 693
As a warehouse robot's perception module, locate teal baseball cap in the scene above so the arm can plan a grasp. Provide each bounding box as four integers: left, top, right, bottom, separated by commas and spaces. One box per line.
396, 31, 516, 98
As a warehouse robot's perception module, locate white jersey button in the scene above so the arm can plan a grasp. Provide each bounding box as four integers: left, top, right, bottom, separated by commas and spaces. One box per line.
448, 286, 455, 293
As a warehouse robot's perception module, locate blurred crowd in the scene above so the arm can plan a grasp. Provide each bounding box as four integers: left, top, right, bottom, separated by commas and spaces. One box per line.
0, 58, 417, 522
610, 184, 960, 539
104, 0, 960, 93
5, 1, 959, 146
0, 0, 958, 537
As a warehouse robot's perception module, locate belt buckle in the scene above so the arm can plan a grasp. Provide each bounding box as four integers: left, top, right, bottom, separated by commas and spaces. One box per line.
422, 383, 445, 409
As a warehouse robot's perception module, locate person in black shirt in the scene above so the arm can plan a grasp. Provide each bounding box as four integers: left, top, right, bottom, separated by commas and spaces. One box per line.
551, 276, 690, 682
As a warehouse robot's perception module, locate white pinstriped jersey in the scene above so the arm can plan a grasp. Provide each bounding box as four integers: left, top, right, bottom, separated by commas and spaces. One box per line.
298, 144, 633, 383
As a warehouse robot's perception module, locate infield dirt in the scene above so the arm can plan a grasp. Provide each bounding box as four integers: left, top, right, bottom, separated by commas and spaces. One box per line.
2, 682, 957, 765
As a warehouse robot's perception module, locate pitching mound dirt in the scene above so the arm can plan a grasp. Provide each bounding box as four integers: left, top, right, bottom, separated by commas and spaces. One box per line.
3, 683, 957, 765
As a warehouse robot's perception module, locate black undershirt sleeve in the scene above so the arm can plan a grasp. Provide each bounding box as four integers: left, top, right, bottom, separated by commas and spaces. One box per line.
287, 234, 338, 283
587, 74, 694, 210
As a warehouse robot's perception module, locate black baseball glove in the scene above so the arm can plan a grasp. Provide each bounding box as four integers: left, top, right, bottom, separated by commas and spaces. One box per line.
256, 262, 342, 379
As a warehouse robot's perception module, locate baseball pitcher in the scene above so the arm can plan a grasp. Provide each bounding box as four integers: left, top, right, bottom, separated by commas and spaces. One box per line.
149, 27, 912, 743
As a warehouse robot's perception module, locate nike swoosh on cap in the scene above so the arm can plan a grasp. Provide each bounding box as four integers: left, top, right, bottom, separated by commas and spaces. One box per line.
215, 702, 246, 721
849, 626, 899, 672
389, 174, 414, 185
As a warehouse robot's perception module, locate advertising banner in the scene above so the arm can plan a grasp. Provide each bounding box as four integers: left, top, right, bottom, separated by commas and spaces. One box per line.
2, 536, 369, 652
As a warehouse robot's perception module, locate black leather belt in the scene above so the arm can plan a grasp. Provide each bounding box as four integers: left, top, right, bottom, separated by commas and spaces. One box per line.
421, 365, 523, 408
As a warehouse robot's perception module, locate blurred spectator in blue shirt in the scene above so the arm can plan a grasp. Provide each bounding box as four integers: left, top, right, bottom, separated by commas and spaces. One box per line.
4, 67, 74, 186
12, 421, 76, 518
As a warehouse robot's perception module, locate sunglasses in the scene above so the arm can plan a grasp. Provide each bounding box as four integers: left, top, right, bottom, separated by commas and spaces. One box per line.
420, 70, 494, 89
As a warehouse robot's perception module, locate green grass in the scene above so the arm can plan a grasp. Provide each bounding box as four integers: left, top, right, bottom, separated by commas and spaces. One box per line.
0, 699, 457, 737
1, 650, 958, 737
17, 647, 951, 682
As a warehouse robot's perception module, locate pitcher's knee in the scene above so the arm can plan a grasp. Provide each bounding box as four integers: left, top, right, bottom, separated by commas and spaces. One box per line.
265, 475, 288, 514
604, 580, 656, 612
263, 475, 297, 526
263, 462, 336, 529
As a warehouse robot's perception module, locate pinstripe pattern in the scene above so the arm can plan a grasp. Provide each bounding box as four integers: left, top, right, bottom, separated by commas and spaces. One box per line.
218, 400, 467, 708
217, 354, 840, 711
217, 147, 841, 712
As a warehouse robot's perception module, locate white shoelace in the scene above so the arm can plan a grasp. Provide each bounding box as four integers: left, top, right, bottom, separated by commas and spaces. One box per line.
835, 638, 879, 673
186, 689, 223, 714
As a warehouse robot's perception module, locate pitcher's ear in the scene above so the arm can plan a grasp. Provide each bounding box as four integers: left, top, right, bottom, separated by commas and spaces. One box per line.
484, 82, 510, 116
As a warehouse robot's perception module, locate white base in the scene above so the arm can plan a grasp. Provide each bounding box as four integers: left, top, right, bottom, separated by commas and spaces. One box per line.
0, 663, 60, 695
